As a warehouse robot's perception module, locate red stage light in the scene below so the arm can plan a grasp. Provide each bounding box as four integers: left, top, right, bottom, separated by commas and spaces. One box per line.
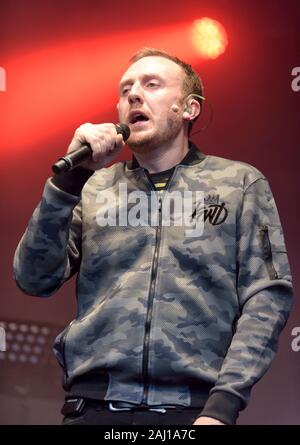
191, 18, 228, 59
1, 20, 228, 154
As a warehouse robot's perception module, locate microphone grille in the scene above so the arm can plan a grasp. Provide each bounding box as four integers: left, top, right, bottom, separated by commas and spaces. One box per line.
116, 123, 130, 141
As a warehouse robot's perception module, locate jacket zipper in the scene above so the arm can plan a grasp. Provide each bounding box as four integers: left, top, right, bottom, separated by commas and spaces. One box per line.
142, 196, 162, 404
141, 169, 176, 404
259, 224, 279, 280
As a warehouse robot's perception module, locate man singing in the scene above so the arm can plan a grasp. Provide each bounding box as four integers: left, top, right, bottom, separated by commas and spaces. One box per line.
13, 48, 293, 425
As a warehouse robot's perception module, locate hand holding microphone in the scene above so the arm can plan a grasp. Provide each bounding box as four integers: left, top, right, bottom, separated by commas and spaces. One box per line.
52, 123, 130, 174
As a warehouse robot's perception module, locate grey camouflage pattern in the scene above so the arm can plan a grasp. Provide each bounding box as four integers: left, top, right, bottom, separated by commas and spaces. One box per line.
13, 153, 293, 407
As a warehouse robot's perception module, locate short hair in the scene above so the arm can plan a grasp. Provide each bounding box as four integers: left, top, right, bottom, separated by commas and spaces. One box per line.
130, 47, 204, 134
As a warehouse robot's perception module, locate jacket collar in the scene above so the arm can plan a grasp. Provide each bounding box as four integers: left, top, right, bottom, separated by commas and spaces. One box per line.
127, 142, 206, 171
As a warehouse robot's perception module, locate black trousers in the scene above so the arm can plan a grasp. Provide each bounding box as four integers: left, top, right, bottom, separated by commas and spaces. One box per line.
62, 401, 202, 425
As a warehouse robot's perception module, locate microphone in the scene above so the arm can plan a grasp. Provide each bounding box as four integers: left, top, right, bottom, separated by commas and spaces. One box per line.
52, 123, 130, 175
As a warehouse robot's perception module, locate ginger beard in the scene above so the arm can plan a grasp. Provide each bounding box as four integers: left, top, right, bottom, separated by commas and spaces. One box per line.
125, 109, 184, 154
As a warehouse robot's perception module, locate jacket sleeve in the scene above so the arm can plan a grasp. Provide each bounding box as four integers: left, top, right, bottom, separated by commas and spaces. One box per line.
13, 178, 82, 297
199, 177, 294, 425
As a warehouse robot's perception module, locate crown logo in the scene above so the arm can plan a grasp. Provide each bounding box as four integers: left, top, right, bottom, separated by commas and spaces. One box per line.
204, 194, 220, 205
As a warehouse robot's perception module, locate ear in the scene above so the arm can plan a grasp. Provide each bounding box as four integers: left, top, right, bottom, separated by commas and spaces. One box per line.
182, 98, 201, 121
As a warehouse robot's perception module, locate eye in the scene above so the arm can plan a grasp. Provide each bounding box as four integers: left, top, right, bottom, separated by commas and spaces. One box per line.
121, 86, 131, 96
147, 81, 159, 88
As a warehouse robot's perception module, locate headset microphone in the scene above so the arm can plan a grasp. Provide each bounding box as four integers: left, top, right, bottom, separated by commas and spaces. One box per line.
171, 104, 179, 112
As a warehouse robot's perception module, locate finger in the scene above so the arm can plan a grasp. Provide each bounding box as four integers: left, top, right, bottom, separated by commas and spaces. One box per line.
93, 123, 115, 132
92, 141, 105, 162
86, 129, 110, 156
115, 133, 124, 146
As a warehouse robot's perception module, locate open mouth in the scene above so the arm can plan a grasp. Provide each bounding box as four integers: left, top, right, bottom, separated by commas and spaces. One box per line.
129, 112, 150, 125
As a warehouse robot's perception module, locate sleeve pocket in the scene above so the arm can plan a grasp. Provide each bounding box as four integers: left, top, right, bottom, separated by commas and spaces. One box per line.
259, 224, 290, 280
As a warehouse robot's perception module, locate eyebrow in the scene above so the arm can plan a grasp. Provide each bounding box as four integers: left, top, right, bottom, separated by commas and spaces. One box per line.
119, 79, 133, 91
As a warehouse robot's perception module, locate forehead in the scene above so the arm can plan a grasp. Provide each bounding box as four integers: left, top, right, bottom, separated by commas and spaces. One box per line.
120, 56, 184, 85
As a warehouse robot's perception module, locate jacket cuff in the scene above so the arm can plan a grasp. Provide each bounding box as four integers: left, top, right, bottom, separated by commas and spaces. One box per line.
198, 391, 243, 425
51, 167, 94, 196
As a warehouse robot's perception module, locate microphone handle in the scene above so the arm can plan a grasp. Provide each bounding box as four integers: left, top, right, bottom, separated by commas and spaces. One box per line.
52, 145, 91, 175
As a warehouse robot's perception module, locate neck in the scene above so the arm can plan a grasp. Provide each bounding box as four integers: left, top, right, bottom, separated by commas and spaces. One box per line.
130, 133, 189, 174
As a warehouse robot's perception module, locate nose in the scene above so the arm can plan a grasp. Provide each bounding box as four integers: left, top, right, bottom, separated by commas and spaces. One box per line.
128, 83, 144, 106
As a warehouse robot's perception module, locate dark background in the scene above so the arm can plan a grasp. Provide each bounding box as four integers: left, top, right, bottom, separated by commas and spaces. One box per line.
0, 0, 299, 424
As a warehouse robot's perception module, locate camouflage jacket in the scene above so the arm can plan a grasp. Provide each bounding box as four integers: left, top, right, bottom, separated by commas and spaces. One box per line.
13, 145, 293, 424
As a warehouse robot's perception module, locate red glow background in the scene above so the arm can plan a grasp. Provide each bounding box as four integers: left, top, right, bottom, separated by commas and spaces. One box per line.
1, 0, 299, 424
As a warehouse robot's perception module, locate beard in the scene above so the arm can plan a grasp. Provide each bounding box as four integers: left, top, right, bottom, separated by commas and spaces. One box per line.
127, 114, 183, 154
